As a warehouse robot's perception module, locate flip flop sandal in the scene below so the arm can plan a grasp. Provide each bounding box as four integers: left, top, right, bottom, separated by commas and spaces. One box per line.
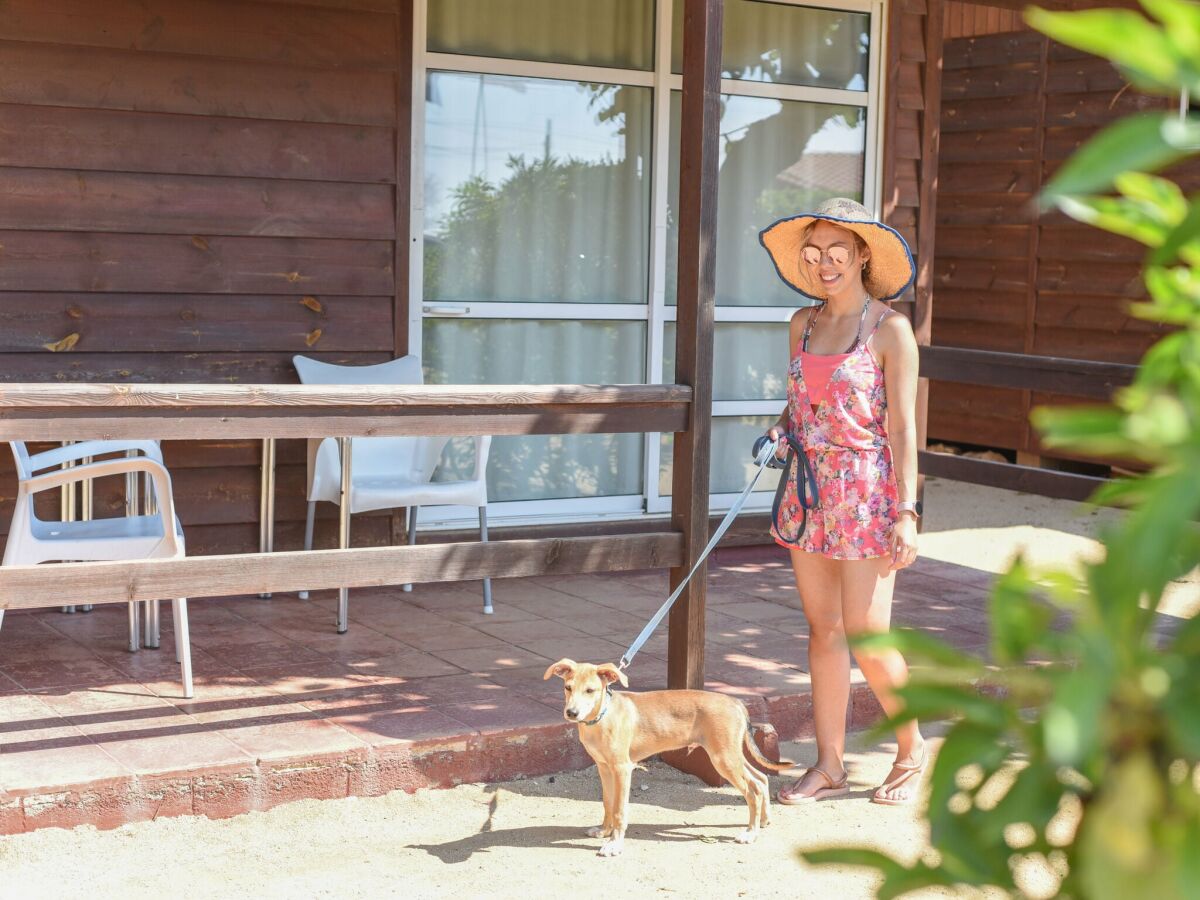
871, 748, 927, 807
776, 767, 849, 805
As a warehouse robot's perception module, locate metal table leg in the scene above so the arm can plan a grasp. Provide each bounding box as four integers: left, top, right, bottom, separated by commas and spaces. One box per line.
336, 436, 352, 634
258, 437, 276, 599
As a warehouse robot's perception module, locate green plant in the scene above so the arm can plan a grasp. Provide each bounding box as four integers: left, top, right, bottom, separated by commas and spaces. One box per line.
800, 2, 1200, 897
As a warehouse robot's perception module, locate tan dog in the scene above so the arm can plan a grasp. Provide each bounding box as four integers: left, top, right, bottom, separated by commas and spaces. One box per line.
544, 658, 793, 857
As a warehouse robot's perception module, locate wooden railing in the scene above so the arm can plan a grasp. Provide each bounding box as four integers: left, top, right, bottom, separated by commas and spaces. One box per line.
918, 345, 1138, 501
0, 383, 690, 611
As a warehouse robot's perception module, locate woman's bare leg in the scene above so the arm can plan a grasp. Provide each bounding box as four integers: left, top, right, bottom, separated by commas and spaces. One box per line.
780, 549, 850, 798
840, 556, 925, 802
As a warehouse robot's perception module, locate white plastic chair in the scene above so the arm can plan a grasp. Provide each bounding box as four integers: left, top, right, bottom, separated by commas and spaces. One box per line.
0, 441, 193, 698
292, 355, 494, 622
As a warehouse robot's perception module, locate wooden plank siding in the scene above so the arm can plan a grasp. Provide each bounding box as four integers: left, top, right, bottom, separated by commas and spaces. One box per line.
943, 1, 1027, 39
929, 28, 1181, 457
0, 0, 410, 554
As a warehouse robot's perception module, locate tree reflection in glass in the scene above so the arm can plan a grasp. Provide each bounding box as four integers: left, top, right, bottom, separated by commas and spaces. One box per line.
424, 73, 651, 305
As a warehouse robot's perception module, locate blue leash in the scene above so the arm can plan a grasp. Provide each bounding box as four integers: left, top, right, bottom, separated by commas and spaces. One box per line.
617, 434, 818, 670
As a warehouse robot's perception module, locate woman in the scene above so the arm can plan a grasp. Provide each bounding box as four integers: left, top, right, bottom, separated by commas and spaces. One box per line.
758, 197, 925, 806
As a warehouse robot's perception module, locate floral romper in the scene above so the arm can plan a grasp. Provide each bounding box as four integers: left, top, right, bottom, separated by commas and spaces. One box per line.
770, 306, 900, 560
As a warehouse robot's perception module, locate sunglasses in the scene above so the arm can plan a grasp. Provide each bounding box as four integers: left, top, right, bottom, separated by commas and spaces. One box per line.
801, 245, 851, 267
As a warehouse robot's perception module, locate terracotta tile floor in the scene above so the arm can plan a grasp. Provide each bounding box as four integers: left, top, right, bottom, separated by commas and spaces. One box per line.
0, 547, 1000, 804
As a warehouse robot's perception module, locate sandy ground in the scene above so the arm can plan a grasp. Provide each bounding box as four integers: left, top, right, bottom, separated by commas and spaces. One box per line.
920, 478, 1199, 618
0, 479, 1193, 899
0, 733, 948, 900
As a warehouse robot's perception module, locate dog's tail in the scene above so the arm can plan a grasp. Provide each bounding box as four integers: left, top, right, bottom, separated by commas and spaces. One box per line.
743, 723, 794, 773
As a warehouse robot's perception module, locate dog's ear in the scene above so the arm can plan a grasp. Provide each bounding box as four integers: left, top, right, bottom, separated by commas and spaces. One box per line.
596, 663, 629, 688
543, 658, 577, 681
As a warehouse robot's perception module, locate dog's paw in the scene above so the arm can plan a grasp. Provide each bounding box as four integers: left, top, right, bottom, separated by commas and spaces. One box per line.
586, 825, 611, 838
597, 839, 624, 857
735, 829, 759, 845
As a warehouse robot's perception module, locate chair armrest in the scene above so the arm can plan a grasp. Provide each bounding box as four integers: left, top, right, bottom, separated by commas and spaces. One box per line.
26, 440, 162, 474
23, 457, 182, 555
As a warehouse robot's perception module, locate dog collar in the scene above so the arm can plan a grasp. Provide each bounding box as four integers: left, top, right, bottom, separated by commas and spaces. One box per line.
581, 685, 614, 726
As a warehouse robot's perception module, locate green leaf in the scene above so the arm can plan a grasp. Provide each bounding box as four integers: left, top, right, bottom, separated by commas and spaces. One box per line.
1042, 114, 1200, 205
1141, 0, 1200, 60
1150, 193, 1200, 264
1056, 195, 1172, 247
1077, 752, 1175, 900
985, 761, 1063, 843
851, 628, 984, 674
1027, 8, 1183, 95
1163, 674, 1200, 758
926, 722, 1010, 827
1115, 171, 1189, 221
800, 849, 959, 900
1033, 404, 1140, 459
989, 560, 1057, 664
892, 683, 1009, 730
1043, 656, 1114, 767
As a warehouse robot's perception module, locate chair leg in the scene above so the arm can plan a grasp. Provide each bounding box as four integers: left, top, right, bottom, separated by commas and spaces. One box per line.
299, 499, 316, 600
479, 506, 493, 615
172, 598, 193, 699
127, 601, 141, 652
143, 599, 161, 649
402, 505, 418, 592
336, 436, 352, 634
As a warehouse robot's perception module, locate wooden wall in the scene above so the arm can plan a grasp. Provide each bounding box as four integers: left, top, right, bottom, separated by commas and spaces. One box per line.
0, 0, 411, 554
881, 0, 942, 344
943, 0, 1025, 39
930, 29, 1178, 458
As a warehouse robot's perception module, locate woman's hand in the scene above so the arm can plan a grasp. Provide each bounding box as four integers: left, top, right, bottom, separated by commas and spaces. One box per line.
766, 425, 788, 461
890, 513, 918, 570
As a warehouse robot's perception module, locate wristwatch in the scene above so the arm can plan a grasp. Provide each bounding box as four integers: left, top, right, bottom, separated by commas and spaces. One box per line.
898, 500, 921, 518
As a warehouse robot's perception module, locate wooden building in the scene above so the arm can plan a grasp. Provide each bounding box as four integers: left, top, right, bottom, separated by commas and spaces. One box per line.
0, 0, 1156, 561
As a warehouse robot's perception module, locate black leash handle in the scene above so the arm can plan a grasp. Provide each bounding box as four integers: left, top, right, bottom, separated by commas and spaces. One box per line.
752, 433, 820, 544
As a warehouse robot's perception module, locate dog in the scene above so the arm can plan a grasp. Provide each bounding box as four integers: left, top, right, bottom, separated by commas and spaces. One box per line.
544, 658, 793, 857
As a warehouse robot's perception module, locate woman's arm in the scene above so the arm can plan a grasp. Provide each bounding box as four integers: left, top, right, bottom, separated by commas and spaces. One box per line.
878, 311, 920, 568
767, 309, 809, 446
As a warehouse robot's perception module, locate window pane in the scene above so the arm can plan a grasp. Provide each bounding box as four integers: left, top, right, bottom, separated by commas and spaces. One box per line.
430, 0, 655, 70
424, 72, 652, 304
424, 319, 645, 501
660, 417, 781, 496
663, 322, 789, 401
667, 92, 864, 307
672, 0, 870, 90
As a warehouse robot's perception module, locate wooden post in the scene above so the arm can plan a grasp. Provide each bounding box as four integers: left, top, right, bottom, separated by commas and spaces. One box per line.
668, 0, 723, 691
394, 0, 414, 357
1020, 35, 1050, 455
913, 0, 944, 520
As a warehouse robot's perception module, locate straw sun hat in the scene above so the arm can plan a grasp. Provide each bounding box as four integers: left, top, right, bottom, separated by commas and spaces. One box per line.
759, 197, 916, 302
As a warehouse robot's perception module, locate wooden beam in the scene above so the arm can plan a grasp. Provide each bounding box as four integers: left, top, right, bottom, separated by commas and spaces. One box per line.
669, 0, 722, 692
919, 345, 1136, 397
919, 450, 1105, 501
914, 0, 944, 521
0, 383, 691, 440
0, 532, 685, 610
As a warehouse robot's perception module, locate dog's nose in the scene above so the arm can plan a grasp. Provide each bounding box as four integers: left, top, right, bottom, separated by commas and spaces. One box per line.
565, 708, 579, 720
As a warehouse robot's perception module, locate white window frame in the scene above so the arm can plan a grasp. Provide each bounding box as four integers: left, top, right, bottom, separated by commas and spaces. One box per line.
410, 0, 885, 529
